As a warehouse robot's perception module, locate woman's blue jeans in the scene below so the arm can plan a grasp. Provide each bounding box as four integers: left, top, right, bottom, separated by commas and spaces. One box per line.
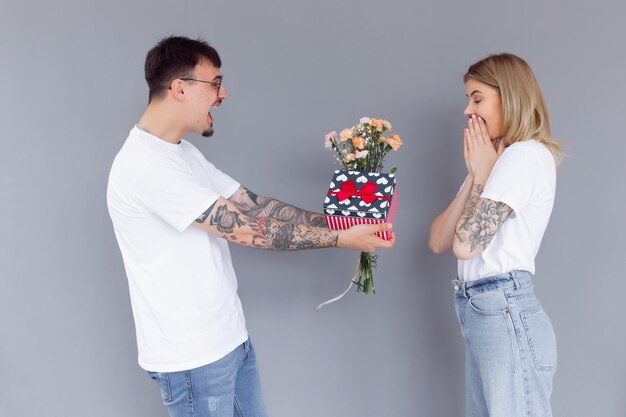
148, 339, 268, 417
453, 270, 557, 417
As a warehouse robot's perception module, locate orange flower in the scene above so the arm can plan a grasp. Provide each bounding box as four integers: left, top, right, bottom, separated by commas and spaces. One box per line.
344, 153, 356, 162
339, 128, 352, 142
386, 134, 403, 151
351, 136, 366, 149
370, 118, 385, 132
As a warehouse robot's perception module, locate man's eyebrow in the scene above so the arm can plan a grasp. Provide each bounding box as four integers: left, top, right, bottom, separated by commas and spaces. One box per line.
466, 90, 482, 98
211, 75, 223, 81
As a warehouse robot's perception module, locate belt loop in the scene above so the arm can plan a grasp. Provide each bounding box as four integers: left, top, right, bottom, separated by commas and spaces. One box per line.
511, 271, 521, 290
462, 281, 468, 298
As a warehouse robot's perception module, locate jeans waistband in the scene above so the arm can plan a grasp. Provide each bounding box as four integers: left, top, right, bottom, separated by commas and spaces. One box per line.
452, 270, 532, 298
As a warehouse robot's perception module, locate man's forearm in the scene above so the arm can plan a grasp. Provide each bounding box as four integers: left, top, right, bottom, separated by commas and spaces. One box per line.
231, 186, 326, 227
199, 200, 337, 250
249, 217, 336, 250
247, 197, 326, 226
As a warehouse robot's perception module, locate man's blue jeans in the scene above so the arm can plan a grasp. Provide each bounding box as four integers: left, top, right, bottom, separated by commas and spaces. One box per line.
148, 339, 268, 417
453, 271, 557, 417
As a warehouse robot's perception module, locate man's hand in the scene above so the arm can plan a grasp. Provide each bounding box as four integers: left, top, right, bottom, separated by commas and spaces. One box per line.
337, 223, 395, 252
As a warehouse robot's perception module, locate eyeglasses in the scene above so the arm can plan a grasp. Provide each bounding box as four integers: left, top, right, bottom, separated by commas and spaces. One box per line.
178, 77, 223, 92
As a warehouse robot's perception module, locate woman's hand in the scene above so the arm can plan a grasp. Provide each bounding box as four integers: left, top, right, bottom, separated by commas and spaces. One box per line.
464, 115, 506, 184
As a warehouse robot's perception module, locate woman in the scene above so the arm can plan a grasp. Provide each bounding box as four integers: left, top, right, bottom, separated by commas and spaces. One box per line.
429, 53, 563, 417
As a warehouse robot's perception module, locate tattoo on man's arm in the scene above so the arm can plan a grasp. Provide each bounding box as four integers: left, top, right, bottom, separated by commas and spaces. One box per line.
256, 201, 326, 226
251, 217, 337, 250
245, 188, 259, 205
195, 202, 217, 224
234, 187, 326, 227
199, 202, 337, 250
209, 204, 245, 233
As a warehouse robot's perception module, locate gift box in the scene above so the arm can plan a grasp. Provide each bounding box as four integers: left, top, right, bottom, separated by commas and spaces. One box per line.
322, 170, 398, 240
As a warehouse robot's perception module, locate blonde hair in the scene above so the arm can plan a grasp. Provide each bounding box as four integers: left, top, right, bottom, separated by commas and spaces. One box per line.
464, 53, 564, 166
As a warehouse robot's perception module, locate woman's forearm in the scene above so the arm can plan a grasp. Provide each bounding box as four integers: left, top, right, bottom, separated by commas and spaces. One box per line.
428, 175, 474, 254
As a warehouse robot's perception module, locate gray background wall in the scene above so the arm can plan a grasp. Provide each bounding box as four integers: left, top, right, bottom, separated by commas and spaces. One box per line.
1, 1, 624, 416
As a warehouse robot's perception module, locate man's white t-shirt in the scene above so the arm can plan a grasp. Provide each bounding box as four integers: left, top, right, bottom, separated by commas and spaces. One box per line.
458, 140, 556, 281
107, 127, 247, 372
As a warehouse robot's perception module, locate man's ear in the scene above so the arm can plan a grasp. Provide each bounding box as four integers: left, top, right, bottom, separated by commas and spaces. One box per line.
169, 79, 186, 101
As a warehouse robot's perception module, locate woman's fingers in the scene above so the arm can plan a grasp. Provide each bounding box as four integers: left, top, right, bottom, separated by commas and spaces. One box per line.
464, 128, 470, 161
467, 117, 479, 149
476, 116, 491, 145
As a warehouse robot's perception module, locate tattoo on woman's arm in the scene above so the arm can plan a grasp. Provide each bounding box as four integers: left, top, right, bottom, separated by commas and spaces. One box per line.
455, 184, 512, 253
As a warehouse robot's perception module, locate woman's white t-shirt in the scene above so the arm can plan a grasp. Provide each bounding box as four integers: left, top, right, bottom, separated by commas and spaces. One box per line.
458, 140, 557, 281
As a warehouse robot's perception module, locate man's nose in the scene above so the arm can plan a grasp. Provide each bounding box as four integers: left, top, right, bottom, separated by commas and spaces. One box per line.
218, 86, 228, 100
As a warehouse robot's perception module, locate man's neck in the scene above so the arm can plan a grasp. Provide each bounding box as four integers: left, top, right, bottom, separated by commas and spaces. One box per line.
138, 102, 186, 144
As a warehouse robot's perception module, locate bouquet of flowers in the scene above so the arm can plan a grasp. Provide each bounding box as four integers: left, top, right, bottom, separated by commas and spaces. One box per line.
322, 117, 402, 299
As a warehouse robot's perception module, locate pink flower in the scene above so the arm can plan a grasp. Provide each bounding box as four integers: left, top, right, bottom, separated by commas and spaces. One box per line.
344, 153, 356, 162
355, 150, 369, 159
359, 117, 371, 125
382, 120, 392, 130
324, 131, 337, 149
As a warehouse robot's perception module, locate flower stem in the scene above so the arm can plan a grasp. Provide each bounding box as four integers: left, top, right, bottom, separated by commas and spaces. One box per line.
355, 251, 376, 295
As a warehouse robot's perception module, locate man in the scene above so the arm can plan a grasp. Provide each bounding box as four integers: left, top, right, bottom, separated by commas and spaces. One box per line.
107, 36, 395, 417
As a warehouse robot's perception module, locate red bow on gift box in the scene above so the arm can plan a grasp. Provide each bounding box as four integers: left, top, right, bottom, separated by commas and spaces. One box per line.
328, 180, 389, 204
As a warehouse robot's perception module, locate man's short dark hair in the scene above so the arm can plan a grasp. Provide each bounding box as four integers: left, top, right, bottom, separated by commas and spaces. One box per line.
144, 36, 222, 102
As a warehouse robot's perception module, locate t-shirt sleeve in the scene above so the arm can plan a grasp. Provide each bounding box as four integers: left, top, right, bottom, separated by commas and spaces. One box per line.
132, 159, 223, 232
480, 147, 539, 214
210, 166, 241, 199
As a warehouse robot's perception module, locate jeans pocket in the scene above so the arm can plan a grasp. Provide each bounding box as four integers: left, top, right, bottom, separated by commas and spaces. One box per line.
468, 291, 508, 316
148, 371, 172, 403
467, 291, 519, 373
521, 306, 557, 372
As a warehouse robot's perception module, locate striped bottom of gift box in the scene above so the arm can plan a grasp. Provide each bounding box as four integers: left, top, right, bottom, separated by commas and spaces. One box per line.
324, 216, 392, 240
